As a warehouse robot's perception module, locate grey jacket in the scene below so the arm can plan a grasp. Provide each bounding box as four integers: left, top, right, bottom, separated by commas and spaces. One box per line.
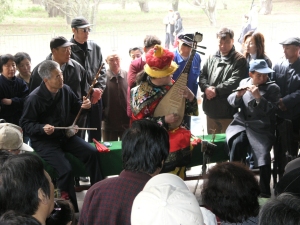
199, 46, 247, 119
226, 78, 280, 167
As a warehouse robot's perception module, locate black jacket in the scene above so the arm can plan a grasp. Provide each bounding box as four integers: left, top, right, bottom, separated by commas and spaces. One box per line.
0, 75, 29, 125
20, 82, 84, 142
29, 58, 90, 99
70, 36, 107, 90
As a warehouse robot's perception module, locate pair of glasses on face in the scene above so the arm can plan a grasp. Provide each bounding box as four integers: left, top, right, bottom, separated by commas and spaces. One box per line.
79, 28, 92, 33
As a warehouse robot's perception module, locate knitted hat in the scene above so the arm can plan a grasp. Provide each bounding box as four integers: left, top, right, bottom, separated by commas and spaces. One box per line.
0, 123, 33, 152
144, 45, 178, 78
131, 173, 204, 225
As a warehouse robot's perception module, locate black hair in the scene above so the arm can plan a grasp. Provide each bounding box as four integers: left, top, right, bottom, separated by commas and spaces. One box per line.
14, 52, 31, 66
201, 162, 260, 223
129, 47, 143, 56
122, 119, 169, 174
0, 151, 12, 167
46, 199, 75, 225
216, 27, 234, 39
0, 153, 51, 216
0, 210, 41, 225
259, 193, 300, 225
0, 54, 15, 73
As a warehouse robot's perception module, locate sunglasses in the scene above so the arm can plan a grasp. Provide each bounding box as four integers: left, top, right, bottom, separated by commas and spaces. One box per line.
79, 28, 92, 33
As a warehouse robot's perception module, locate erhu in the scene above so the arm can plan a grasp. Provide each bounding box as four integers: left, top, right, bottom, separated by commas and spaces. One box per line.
153, 32, 205, 130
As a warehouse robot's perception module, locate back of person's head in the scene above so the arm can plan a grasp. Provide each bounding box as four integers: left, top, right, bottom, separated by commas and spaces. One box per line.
14, 52, 31, 66
0, 210, 41, 225
0, 153, 51, 216
0, 151, 12, 167
46, 200, 75, 225
121, 119, 169, 175
144, 35, 161, 49
259, 193, 300, 225
275, 166, 300, 197
201, 162, 260, 223
131, 173, 204, 225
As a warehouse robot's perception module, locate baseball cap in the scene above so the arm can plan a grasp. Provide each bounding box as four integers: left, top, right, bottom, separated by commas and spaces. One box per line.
0, 123, 33, 152
50, 36, 75, 50
178, 33, 194, 46
71, 16, 93, 28
131, 173, 204, 225
249, 59, 274, 73
279, 37, 300, 46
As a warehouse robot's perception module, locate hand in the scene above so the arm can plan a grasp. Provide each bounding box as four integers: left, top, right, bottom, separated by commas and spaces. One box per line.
278, 98, 287, 111
165, 113, 180, 124
247, 85, 261, 99
43, 124, 54, 135
235, 86, 248, 98
205, 86, 216, 100
1, 98, 12, 105
178, 87, 195, 102
91, 88, 103, 104
81, 96, 91, 109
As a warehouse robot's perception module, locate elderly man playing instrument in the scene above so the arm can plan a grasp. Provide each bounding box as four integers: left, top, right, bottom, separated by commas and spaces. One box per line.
130, 45, 198, 176
226, 59, 280, 198
20, 60, 103, 212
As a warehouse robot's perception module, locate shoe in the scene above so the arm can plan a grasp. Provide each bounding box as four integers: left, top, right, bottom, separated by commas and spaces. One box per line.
79, 177, 89, 182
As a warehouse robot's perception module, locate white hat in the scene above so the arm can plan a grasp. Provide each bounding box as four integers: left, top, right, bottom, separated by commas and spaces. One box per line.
131, 173, 204, 225
0, 123, 33, 152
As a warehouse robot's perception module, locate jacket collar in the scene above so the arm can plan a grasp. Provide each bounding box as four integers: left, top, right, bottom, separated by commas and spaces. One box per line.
215, 45, 236, 62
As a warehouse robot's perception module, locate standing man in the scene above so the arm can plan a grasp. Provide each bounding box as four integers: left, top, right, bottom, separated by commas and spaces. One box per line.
70, 16, 106, 142
272, 37, 300, 179
163, 8, 175, 49
29, 36, 93, 139
20, 60, 103, 212
102, 52, 129, 141
79, 119, 169, 225
199, 27, 247, 134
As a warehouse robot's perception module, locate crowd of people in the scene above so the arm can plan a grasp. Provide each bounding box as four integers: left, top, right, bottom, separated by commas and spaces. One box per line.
1, 13, 300, 225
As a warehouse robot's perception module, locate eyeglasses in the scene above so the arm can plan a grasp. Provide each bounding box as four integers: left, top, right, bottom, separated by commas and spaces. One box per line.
79, 28, 92, 33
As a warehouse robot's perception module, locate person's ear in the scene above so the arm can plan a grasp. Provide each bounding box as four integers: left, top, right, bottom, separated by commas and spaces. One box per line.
71, 28, 76, 34
38, 188, 49, 205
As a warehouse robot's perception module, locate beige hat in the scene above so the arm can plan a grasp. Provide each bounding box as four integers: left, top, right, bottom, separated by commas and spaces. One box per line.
131, 173, 204, 225
0, 123, 33, 152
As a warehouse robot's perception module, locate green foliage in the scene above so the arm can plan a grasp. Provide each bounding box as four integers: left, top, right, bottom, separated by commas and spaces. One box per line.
0, 0, 13, 22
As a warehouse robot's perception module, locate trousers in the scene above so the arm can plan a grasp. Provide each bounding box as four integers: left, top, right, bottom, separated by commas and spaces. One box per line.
32, 135, 103, 212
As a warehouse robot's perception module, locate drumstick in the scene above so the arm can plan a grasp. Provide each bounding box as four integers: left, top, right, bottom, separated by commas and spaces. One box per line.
232, 81, 275, 92
54, 127, 97, 130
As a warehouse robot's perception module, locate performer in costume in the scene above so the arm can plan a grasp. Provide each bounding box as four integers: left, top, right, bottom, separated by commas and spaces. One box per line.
130, 45, 198, 176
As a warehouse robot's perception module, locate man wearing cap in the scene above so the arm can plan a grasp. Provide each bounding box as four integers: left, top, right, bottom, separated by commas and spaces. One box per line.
226, 59, 280, 197
127, 35, 161, 119
0, 122, 33, 154
70, 16, 106, 142
272, 37, 300, 167
199, 27, 247, 134
20, 60, 103, 212
29, 36, 94, 139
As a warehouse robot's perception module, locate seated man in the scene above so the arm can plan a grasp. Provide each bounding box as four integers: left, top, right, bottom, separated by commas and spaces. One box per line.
79, 119, 169, 225
226, 59, 280, 197
20, 60, 103, 212
0, 153, 54, 225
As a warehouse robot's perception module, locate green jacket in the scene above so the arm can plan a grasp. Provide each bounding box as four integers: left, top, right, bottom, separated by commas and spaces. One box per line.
199, 46, 247, 119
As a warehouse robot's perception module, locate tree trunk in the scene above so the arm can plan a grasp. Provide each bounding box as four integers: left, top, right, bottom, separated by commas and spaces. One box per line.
260, 0, 272, 15
172, 0, 179, 11
202, 0, 217, 26
121, 0, 126, 9
138, 0, 149, 13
